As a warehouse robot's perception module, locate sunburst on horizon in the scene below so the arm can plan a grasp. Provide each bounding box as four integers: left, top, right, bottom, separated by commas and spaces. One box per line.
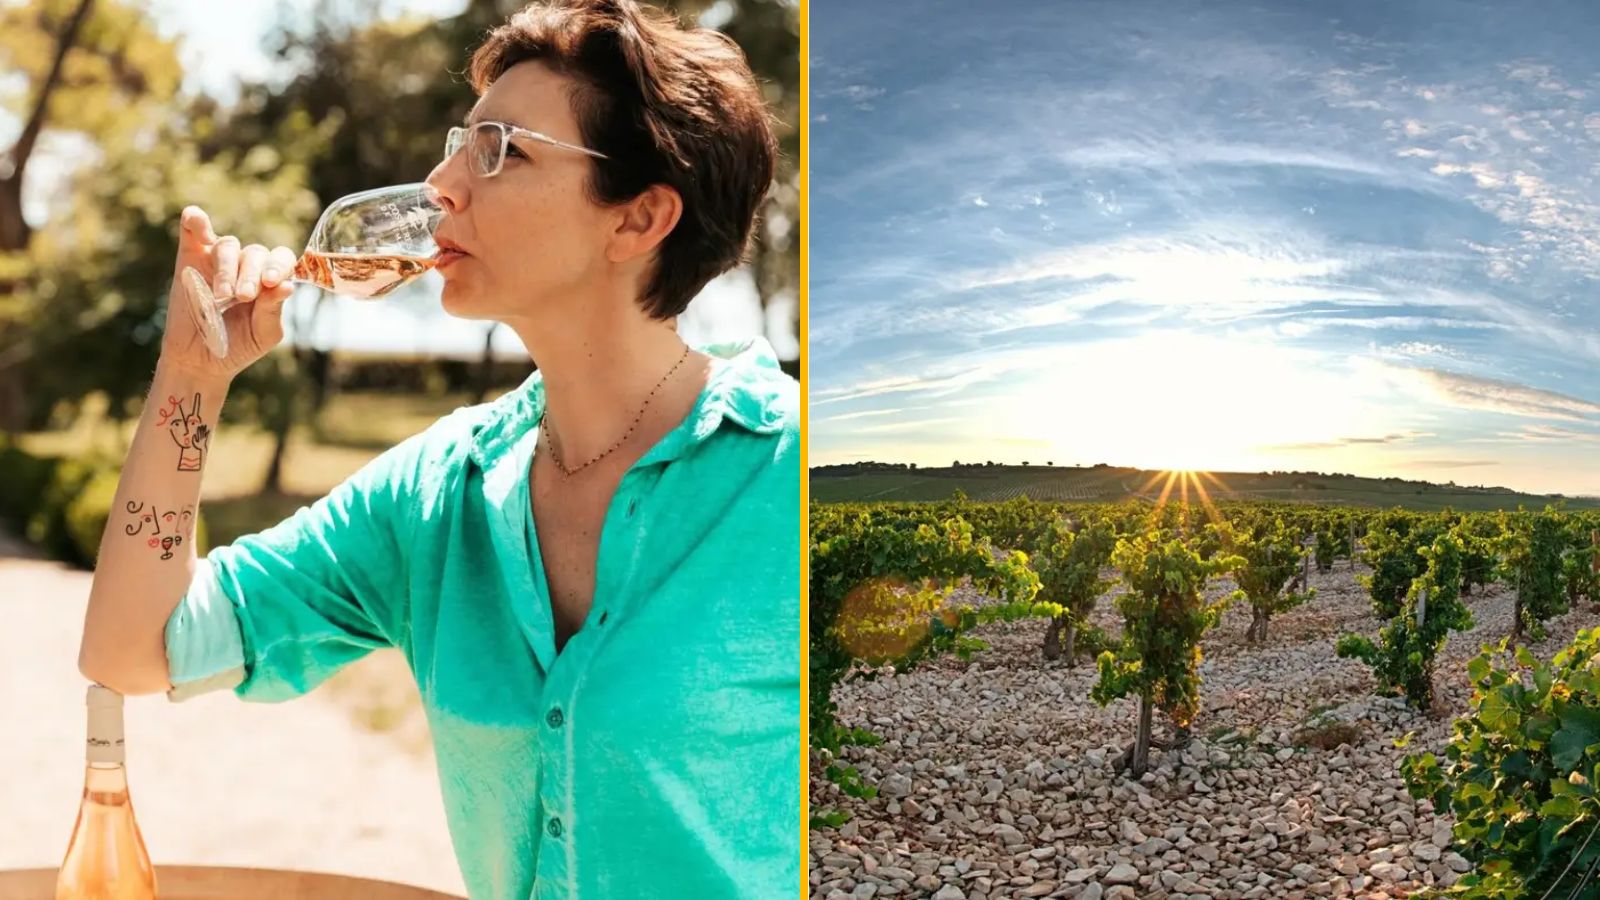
1137, 468, 1234, 527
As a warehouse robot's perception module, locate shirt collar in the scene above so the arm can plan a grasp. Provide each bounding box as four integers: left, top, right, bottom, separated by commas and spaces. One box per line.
466, 336, 789, 470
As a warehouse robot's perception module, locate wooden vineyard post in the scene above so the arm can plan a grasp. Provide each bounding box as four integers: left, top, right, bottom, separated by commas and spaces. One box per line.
1416, 585, 1431, 706
1590, 529, 1599, 610
1513, 568, 1523, 642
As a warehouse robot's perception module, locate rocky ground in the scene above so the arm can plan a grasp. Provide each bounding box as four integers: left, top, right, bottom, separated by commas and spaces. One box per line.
810, 562, 1600, 900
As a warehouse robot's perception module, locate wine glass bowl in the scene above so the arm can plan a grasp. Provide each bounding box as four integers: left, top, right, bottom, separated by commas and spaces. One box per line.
180, 182, 445, 359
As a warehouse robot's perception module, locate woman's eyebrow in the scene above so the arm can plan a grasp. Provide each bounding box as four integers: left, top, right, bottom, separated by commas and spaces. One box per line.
464, 109, 525, 129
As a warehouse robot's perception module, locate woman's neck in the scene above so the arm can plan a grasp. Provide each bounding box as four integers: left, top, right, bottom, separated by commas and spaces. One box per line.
504, 302, 705, 467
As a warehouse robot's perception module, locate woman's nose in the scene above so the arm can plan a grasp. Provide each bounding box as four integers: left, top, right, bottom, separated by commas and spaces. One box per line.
425, 154, 468, 213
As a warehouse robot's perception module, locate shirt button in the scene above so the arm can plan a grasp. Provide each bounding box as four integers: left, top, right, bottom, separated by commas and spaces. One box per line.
546, 707, 564, 728
547, 816, 563, 838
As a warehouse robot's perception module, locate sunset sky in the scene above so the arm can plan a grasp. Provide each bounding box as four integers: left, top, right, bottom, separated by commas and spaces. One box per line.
809, 0, 1600, 496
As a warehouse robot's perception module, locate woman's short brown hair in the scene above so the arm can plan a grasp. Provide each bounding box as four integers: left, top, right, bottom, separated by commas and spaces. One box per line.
469, 0, 778, 320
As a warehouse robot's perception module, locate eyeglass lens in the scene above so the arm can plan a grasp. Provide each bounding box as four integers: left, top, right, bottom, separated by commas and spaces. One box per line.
467, 124, 503, 176
445, 124, 506, 177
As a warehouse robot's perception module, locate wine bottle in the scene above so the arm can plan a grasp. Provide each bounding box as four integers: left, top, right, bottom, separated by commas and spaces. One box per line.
55, 684, 158, 900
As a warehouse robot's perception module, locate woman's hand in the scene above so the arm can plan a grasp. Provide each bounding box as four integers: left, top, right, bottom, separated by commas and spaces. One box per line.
159, 206, 298, 384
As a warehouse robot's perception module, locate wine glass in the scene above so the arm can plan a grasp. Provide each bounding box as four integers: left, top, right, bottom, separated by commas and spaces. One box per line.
179, 182, 444, 359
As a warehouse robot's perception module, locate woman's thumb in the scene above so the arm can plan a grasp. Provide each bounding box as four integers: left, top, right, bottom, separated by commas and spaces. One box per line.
179, 206, 218, 252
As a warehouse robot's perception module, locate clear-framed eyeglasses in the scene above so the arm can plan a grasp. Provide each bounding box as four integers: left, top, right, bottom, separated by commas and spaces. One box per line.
443, 121, 609, 178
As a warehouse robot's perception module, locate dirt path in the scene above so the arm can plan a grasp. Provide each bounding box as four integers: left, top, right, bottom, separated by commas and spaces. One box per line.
0, 529, 467, 896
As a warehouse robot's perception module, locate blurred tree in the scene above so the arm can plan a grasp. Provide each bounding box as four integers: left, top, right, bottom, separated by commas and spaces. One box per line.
0, 0, 183, 251
14, 106, 320, 428
0, 0, 93, 252
0, 0, 187, 429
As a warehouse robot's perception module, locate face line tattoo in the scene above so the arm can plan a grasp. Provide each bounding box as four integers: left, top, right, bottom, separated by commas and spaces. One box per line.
158, 392, 210, 472
124, 501, 196, 560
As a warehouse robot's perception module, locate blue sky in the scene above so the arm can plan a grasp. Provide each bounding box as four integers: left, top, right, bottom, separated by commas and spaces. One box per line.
11, 0, 785, 361
810, 0, 1600, 496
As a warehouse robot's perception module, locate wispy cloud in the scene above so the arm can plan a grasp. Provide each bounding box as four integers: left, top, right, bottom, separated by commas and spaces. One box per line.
812, 0, 1600, 495
1386, 366, 1600, 422
1263, 431, 1433, 452
811, 367, 999, 406
814, 406, 930, 423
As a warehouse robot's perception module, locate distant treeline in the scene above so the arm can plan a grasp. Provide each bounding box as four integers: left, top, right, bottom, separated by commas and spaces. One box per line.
315, 353, 533, 395
809, 460, 1546, 496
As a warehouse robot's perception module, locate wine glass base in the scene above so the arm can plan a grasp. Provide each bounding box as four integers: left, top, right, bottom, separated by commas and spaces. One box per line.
180, 266, 231, 359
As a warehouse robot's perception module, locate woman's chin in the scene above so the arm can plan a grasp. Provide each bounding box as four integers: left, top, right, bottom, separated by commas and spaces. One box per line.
439, 279, 487, 319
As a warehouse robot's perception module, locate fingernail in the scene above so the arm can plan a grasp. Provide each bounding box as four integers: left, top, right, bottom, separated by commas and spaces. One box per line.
263, 267, 282, 283
239, 281, 258, 299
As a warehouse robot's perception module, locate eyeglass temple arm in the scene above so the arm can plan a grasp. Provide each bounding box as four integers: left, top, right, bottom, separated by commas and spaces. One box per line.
512, 126, 608, 160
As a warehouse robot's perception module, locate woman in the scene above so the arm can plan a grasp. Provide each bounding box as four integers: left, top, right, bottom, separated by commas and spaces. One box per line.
76, 2, 800, 898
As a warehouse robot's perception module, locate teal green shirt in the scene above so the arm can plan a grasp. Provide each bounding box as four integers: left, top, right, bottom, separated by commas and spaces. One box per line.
164, 339, 801, 900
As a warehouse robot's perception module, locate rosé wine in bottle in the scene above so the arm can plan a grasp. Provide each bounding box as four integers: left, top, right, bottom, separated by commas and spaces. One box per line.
55, 685, 158, 900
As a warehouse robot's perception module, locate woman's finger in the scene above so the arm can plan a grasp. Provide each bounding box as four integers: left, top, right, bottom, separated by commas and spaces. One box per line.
212, 235, 242, 299
236, 244, 270, 301
179, 206, 218, 248
252, 280, 291, 349
262, 246, 297, 288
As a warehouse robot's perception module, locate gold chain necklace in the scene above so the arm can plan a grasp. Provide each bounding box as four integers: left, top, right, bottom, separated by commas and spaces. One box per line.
539, 344, 692, 478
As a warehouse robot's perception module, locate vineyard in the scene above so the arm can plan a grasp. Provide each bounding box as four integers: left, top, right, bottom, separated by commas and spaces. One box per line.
810, 497, 1600, 899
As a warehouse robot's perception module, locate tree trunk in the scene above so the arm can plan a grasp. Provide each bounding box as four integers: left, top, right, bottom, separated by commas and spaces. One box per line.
1417, 658, 1436, 712
472, 323, 498, 405
1042, 614, 1079, 665
304, 348, 332, 416
1248, 605, 1269, 644
0, 372, 27, 435
0, 177, 27, 257
1042, 614, 1063, 661
262, 412, 291, 494
0, 0, 97, 252
1130, 695, 1153, 778
261, 360, 298, 494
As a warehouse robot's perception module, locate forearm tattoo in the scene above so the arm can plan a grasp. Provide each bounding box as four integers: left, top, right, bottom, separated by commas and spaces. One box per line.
124, 501, 196, 560
158, 392, 210, 472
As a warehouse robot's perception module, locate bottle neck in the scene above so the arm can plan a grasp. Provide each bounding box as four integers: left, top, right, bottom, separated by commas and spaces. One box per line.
84, 762, 130, 793
86, 690, 125, 765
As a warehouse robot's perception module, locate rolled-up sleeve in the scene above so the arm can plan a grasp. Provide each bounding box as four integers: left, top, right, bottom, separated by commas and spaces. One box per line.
163, 429, 434, 703
164, 556, 247, 701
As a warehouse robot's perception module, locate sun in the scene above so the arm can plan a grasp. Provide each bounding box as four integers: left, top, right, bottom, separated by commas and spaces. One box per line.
1136, 468, 1234, 521
995, 331, 1383, 475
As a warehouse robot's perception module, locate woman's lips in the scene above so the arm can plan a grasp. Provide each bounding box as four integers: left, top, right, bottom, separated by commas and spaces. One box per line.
436, 248, 468, 269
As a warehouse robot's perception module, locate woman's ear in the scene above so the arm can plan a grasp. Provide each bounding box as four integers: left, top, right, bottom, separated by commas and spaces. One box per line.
607, 184, 683, 264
